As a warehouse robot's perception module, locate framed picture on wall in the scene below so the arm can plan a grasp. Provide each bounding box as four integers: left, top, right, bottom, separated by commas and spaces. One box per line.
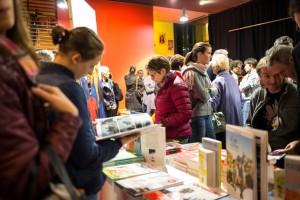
168, 40, 173, 50
158, 32, 166, 45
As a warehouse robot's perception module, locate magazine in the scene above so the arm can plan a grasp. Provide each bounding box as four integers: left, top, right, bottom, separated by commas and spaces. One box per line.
103, 162, 159, 180
95, 113, 157, 140
143, 182, 228, 200
116, 171, 184, 197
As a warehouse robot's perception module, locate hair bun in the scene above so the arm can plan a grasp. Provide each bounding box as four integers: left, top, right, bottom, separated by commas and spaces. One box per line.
51, 26, 69, 45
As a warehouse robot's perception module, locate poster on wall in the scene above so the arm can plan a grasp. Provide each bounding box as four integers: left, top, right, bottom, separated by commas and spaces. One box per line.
168, 40, 173, 50
158, 32, 166, 45
70, 0, 98, 33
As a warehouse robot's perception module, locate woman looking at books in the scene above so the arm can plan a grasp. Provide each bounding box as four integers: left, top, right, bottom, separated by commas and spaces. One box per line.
181, 42, 218, 142
248, 57, 300, 166
36, 25, 140, 200
0, 0, 82, 199
147, 55, 192, 144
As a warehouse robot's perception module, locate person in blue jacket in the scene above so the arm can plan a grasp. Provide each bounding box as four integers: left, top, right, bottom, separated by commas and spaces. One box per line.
36, 25, 140, 200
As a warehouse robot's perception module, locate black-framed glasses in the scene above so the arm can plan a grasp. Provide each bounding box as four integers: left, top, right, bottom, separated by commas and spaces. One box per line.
149, 70, 161, 77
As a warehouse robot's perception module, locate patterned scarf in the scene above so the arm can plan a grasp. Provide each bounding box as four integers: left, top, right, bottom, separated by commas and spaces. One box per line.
155, 71, 173, 93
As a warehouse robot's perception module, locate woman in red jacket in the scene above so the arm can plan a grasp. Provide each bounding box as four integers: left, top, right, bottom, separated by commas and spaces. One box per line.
147, 55, 192, 144
0, 0, 81, 199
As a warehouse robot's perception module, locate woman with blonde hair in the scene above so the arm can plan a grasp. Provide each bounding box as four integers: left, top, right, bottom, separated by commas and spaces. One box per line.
210, 54, 243, 126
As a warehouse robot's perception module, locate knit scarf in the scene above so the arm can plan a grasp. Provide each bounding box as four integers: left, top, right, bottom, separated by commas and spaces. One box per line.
183, 62, 208, 90
155, 71, 173, 93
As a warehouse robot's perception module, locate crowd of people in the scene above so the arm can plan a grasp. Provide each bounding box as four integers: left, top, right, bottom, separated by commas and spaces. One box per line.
1, 0, 300, 199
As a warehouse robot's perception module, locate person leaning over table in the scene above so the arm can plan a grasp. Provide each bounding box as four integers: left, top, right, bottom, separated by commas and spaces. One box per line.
265, 45, 300, 156
248, 57, 300, 167
36, 25, 140, 200
0, 0, 82, 199
146, 55, 192, 144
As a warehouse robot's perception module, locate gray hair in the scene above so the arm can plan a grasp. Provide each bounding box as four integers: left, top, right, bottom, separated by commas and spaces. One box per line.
266, 45, 293, 66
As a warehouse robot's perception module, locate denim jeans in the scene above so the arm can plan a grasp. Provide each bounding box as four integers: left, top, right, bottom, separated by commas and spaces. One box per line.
86, 193, 98, 200
142, 103, 147, 113
190, 115, 216, 143
242, 100, 250, 126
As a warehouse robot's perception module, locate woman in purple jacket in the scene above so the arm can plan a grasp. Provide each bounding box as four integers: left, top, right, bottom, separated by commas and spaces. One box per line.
147, 55, 192, 144
210, 54, 243, 126
209, 54, 243, 147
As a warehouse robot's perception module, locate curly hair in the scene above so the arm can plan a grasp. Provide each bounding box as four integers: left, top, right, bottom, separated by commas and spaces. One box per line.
211, 54, 229, 71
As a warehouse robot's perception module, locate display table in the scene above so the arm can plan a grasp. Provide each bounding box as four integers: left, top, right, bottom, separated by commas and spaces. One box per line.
98, 164, 228, 200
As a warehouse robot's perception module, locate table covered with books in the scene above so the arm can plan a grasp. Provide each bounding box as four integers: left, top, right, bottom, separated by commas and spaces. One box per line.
95, 116, 295, 200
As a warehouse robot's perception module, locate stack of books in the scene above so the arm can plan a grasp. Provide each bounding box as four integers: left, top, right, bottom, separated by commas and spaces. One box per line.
199, 138, 222, 188
172, 151, 198, 172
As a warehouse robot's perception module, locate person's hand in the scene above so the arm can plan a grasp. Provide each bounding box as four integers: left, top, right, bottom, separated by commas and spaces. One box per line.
118, 133, 141, 145
92, 121, 98, 129
281, 140, 300, 154
111, 104, 117, 110
31, 84, 78, 115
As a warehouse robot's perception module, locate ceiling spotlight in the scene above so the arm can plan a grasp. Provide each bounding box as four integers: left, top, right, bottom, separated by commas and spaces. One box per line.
199, 0, 208, 5
180, 8, 188, 22
57, 0, 68, 9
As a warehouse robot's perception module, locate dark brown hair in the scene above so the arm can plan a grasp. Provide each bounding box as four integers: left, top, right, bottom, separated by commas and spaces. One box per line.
51, 26, 104, 60
244, 58, 258, 68
289, 0, 300, 20
170, 54, 184, 71
147, 55, 170, 73
184, 42, 211, 65
266, 45, 293, 66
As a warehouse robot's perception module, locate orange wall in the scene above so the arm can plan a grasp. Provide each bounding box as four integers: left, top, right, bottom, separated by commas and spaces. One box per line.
85, 0, 154, 110
57, 7, 71, 29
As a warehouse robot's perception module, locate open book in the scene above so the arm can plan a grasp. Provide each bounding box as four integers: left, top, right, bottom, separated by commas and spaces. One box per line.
95, 113, 158, 140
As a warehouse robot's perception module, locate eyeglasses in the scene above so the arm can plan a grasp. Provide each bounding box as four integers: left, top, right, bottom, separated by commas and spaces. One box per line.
149, 70, 161, 77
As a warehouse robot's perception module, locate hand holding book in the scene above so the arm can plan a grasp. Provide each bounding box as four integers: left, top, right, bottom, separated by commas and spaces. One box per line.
118, 133, 141, 146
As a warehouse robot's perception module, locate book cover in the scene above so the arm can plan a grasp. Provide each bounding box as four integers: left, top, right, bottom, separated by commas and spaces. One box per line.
273, 168, 285, 200
103, 149, 144, 168
201, 137, 222, 187
103, 162, 158, 180
245, 126, 268, 200
116, 171, 184, 197
226, 125, 256, 200
141, 127, 166, 167
143, 182, 228, 200
199, 146, 216, 187
95, 113, 157, 141
284, 155, 300, 200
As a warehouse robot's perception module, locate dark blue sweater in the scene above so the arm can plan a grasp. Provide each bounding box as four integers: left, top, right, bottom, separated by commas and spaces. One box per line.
36, 62, 122, 195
